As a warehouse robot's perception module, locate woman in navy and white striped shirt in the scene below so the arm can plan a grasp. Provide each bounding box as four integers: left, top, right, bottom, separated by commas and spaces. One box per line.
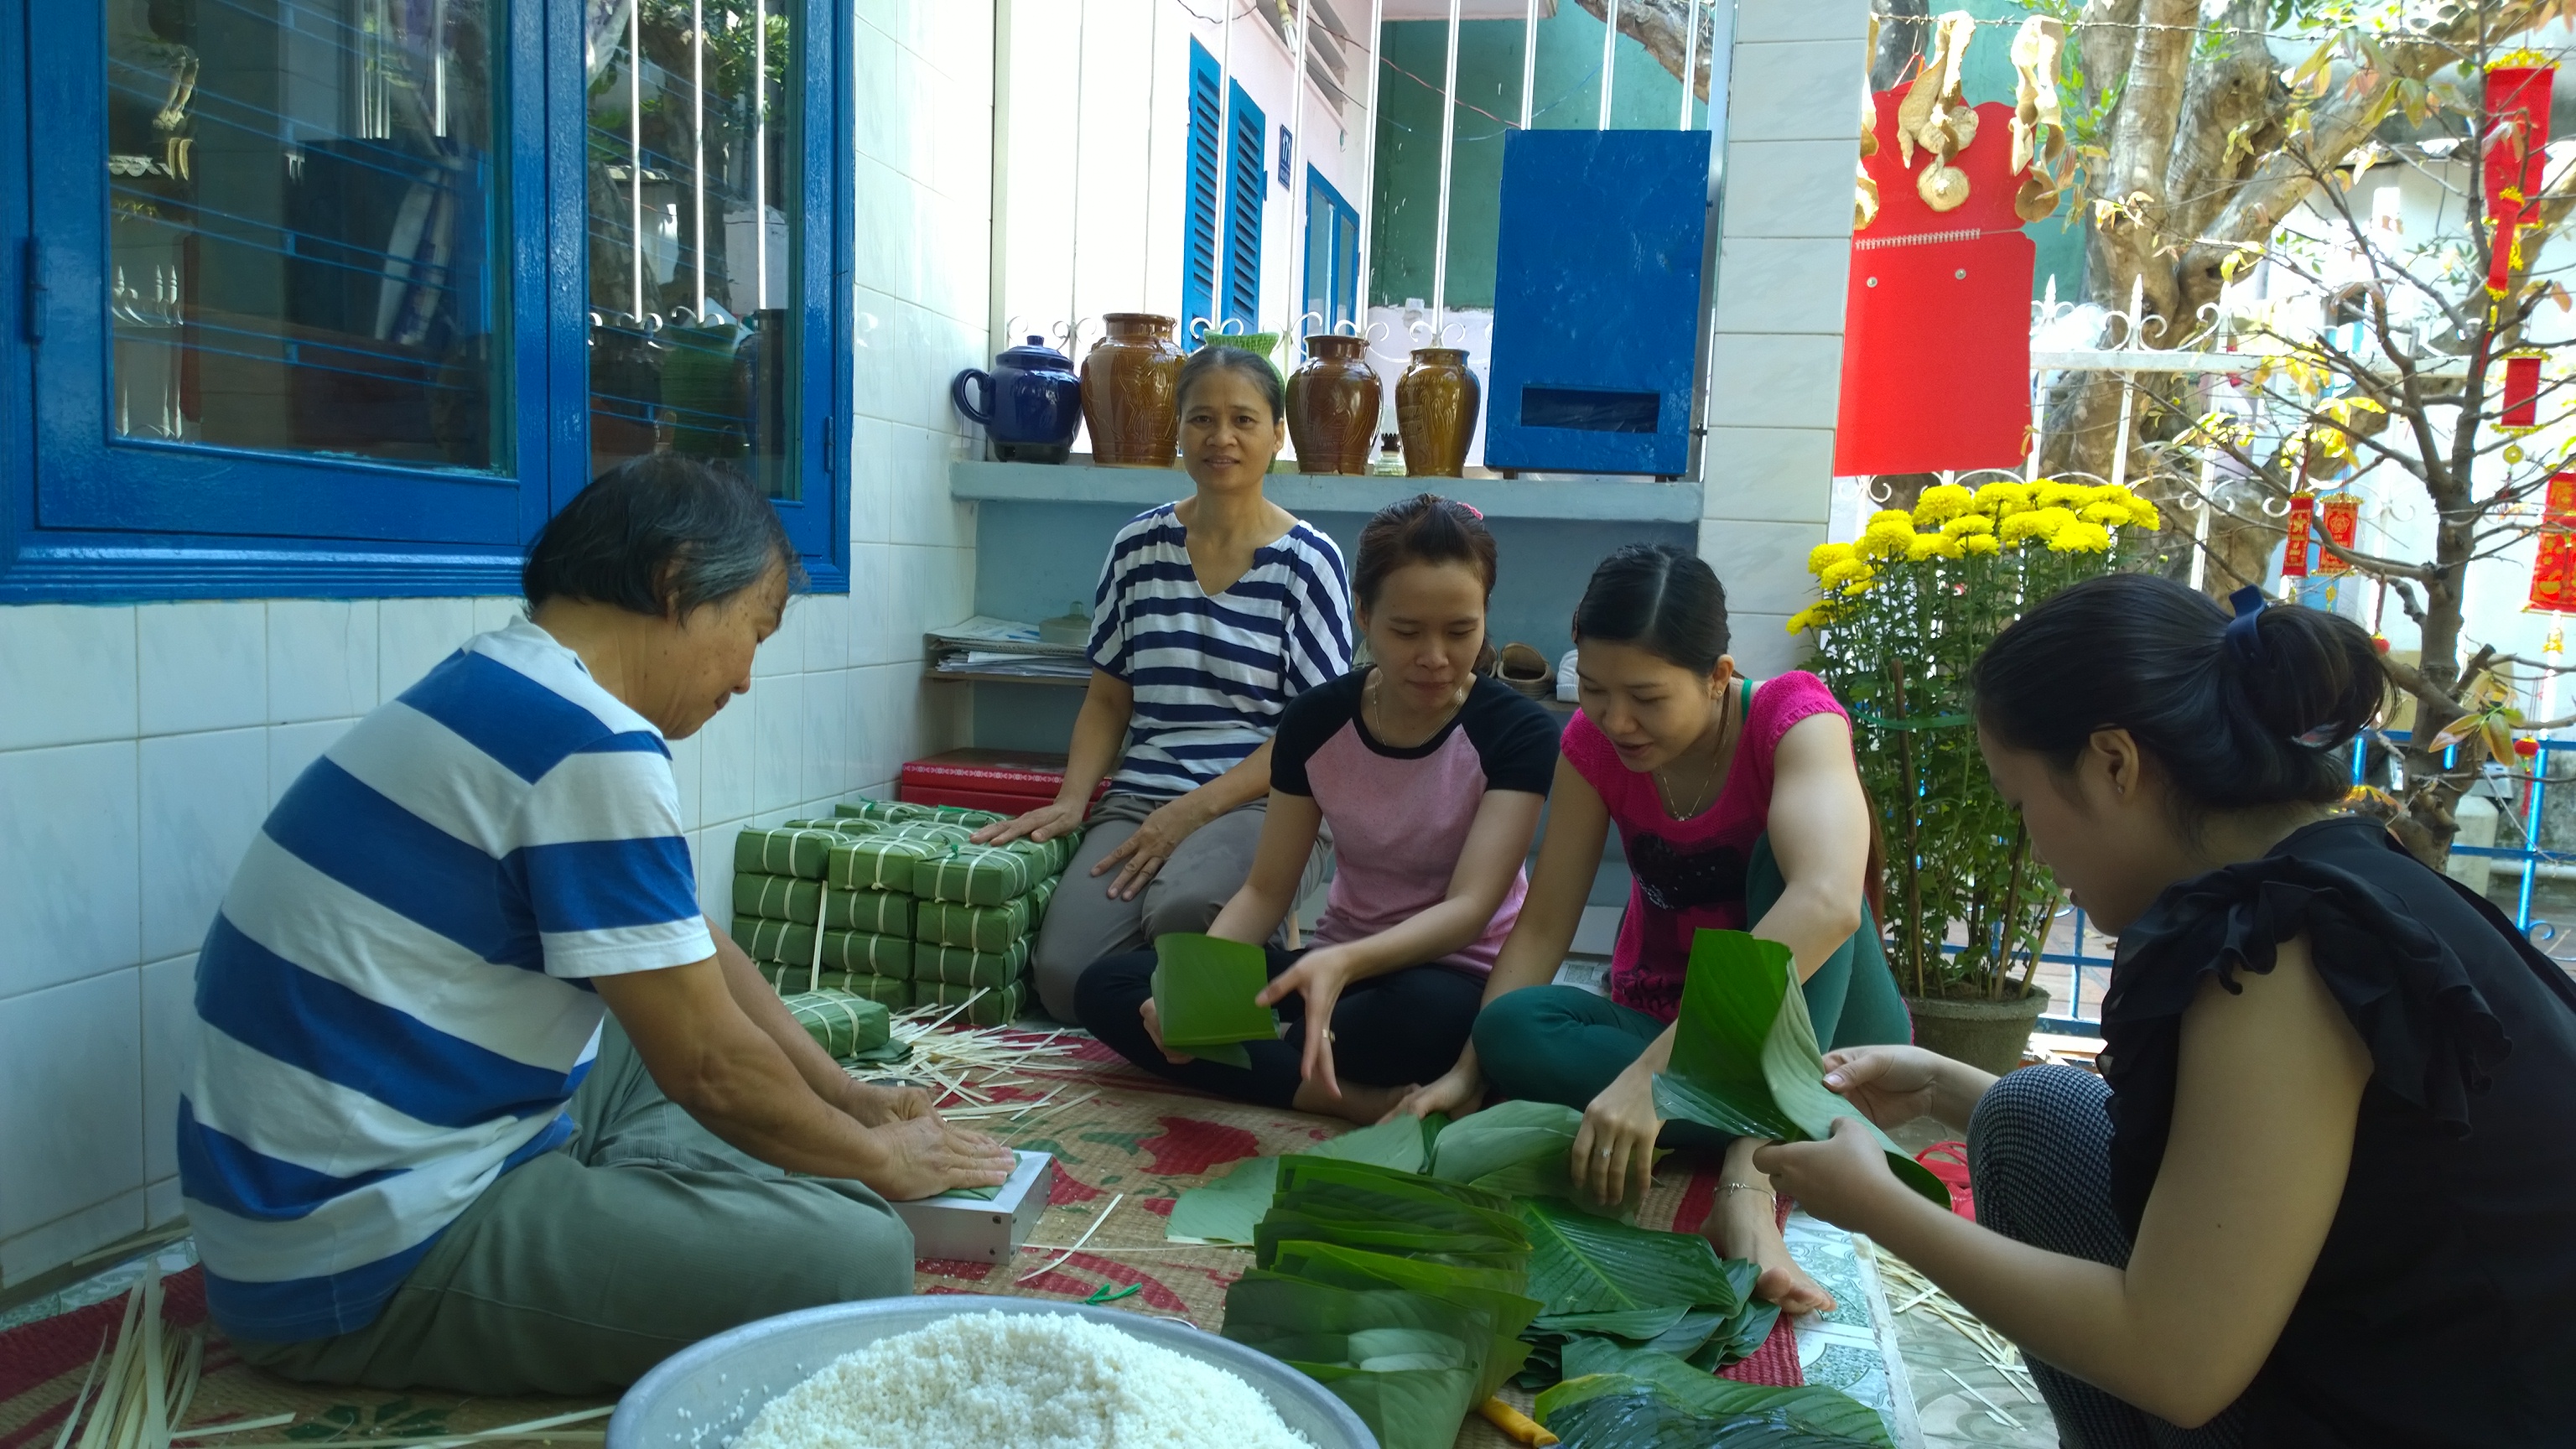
975, 346, 1353, 1020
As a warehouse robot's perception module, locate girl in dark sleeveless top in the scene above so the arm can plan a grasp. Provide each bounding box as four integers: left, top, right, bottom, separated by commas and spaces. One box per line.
1753, 574, 2576, 1446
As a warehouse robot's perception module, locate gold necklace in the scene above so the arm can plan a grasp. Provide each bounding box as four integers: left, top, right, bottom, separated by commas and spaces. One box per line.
1653, 679, 1736, 821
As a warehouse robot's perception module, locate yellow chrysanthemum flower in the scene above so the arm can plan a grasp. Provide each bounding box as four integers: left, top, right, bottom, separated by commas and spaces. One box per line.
1924, 529, 1966, 559
1867, 508, 1914, 531
1786, 604, 1833, 634
1972, 481, 2032, 517
1912, 483, 1975, 525
2124, 496, 2163, 530
2032, 479, 2085, 511
2080, 501, 2132, 528
2086, 484, 2135, 506
1818, 558, 1875, 593
1808, 541, 1855, 576
2049, 519, 2114, 554
1961, 533, 2001, 555
1942, 512, 1995, 537
1857, 523, 1914, 561
1999, 506, 2076, 545
1906, 532, 1945, 562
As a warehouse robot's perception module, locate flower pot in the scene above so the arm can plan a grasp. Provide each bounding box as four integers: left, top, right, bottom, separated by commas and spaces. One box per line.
1395, 347, 1479, 477
1080, 313, 1187, 467
953, 335, 1083, 464
1285, 335, 1381, 475
1903, 984, 2052, 1078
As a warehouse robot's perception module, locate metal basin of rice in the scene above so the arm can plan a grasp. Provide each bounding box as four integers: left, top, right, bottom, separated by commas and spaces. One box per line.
608, 1295, 1377, 1449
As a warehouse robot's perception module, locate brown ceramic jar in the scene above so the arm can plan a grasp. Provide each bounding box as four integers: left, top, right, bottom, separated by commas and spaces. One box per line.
1079, 313, 1187, 467
1395, 347, 1480, 478
1285, 335, 1383, 475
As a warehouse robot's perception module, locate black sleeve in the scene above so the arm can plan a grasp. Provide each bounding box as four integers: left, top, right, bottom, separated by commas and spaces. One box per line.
1268, 670, 1365, 796
1461, 680, 1561, 797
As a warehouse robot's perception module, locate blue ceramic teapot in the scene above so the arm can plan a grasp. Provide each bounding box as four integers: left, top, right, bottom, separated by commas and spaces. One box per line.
953, 335, 1082, 464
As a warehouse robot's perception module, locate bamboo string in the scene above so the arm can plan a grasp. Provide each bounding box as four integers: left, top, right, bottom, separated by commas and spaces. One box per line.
170, 1418, 296, 1441
1015, 1193, 1125, 1282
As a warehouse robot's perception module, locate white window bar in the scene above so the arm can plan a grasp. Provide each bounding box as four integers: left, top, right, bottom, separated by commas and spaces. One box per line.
1213, 0, 1236, 339
1675, 0, 1696, 130
1431, 0, 1462, 338
1353, 0, 1388, 326
629, 0, 644, 319
754, 0, 769, 310
432, 0, 448, 136
692, 0, 707, 314
1285, 0, 1311, 340
1520, 0, 1538, 129
1597, 0, 1618, 128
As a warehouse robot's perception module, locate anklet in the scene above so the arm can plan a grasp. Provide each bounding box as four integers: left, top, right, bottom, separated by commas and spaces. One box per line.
1719, 1182, 1776, 1202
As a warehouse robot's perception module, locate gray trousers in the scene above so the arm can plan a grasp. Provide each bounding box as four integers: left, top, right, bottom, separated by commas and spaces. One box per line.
231, 1021, 914, 1396
1031, 792, 1322, 1021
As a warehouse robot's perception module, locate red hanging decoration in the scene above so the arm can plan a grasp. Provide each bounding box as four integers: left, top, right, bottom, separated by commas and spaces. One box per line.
2315, 495, 2360, 575
2502, 353, 2545, 428
2280, 492, 2317, 580
2484, 65, 2555, 295
2529, 473, 2576, 612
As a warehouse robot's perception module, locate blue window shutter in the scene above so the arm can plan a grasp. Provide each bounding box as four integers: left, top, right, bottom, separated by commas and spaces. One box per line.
1181, 42, 1222, 339
1223, 82, 1265, 328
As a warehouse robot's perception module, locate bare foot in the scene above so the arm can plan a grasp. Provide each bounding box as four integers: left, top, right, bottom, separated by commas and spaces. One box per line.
1293, 1078, 1417, 1124
1713, 1188, 1836, 1315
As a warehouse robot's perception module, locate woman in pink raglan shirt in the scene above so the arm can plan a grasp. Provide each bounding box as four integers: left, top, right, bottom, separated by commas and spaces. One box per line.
1073, 496, 1558, 1123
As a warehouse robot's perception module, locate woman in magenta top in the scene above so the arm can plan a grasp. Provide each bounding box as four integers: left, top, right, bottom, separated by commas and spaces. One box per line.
1074, 496, 1559, 1123
1394, 543, 1908, 1313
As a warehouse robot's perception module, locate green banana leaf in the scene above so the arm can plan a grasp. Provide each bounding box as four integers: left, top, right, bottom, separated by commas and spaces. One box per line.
1652, 930, 1949, 1207
1536, 1345, 1894, 1448
1277, 1156, 1523, 1228
1223, 1271, 1498, 1449
1426, 1098, 1650, 1220
1164, 1114, 1439, 1245
1519, 1197, 1753, 1320
1693, 1301, 1784, 1369
1254, 1216, 1527, 1270
1150, 932, 1278, 1058
1266, 1241, 1540, 1400
1288, 1361, 1483, 1449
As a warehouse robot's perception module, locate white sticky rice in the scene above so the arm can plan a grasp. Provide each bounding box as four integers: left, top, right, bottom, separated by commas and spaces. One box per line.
728, 1311, 1318, 1449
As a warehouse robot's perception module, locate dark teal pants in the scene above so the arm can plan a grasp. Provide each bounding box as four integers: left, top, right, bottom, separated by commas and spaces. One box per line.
1473, 834, 1910, 1150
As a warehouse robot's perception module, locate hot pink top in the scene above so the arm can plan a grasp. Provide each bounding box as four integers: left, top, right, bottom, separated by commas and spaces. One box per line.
1560, 671, 1849, 1021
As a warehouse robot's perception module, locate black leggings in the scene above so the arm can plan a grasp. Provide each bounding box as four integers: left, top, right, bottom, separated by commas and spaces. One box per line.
1971, 1066, 2248, 1448
1073, 947, 1484, 1109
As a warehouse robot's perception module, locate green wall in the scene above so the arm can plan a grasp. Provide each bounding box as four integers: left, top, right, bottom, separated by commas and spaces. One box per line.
1368, 10, 1709, 310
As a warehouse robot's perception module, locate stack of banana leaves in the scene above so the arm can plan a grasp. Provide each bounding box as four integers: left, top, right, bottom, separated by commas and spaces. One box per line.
1220, 1158, 1540, 1449
1511, 1197, 1777, 1390
1535, 1342, 1897, 1447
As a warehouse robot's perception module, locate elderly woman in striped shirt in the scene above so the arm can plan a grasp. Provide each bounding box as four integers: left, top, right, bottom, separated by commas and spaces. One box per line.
975, 346, 1354, 1021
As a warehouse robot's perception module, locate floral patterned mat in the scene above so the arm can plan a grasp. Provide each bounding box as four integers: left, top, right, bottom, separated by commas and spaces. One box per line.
0, 1036, 1913, 1449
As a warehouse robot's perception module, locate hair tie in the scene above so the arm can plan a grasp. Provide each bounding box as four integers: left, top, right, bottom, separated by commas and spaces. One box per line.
2225, 586, 2267, 669
1452, 500, 1484, 521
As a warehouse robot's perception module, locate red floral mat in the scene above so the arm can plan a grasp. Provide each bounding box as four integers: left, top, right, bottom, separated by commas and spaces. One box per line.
0, 1035, 1797, 1449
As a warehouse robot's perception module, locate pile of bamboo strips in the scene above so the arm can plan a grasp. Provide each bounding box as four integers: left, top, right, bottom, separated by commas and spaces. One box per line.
49, 1257, 609, 1449
846, 993, 1098, 1136
1872, 1252, 2041, 1421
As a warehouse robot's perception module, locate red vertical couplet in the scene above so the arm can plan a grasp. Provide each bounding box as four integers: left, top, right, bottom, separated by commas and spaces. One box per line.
2532, 473, 2576, 613
2315, 495, 2360, 576
2279, 493, 2317, 580
2484, 65, 2556, 295
2502, 353, 2546, 428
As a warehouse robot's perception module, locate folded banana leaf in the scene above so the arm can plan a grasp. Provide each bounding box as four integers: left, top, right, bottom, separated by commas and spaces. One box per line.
780, 989, 891, 1059
1223, 1269, 1497, 1449
1535, 1344, 1893, 1448
1291, 1361, 1483, 1449
1150, 932, 1279, 1067
1427, 1098, 1659, 1220
1652, 930, 1949, 1207
1165, 1114, 1439, 1245
1255, 1217, 1529, 1272
1519, 1197, 1752, 1320
1277, 1156, 1524, 1228
1265, 1241, 1540, 1402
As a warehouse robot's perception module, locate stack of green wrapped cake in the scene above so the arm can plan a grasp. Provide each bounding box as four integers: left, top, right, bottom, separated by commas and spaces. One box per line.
728, 798, 1077, 1026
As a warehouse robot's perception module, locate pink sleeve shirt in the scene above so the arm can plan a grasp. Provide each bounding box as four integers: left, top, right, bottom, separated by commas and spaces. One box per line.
1560, 671, 1850, 1022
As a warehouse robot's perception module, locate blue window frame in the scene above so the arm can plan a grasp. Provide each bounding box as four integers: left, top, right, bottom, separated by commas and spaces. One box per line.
1221, 81, 1265, 330
0, 0, 849, 601
1180, 39, 1221, 340
1302, 168, 1358, 335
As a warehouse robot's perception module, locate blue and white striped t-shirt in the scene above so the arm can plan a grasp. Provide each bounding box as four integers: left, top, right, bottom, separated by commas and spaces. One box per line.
179, 618, 716, 1343
1087, 504, 1354, 797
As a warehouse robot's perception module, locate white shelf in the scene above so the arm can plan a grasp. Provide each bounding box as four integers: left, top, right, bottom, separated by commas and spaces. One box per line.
948, 460, 1704, 523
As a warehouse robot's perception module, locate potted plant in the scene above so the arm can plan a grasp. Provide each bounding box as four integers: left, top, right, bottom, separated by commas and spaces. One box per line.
1789, 479, 2163, 1074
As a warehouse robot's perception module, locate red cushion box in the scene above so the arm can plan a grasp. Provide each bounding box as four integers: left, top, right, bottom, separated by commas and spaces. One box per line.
898, 748, 1111, 816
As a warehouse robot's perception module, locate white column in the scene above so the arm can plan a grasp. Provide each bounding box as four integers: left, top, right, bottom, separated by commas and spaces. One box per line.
1698, 0, 1867, 676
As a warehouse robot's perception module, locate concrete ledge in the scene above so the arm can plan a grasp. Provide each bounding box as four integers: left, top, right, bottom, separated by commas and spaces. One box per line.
949, 460, 1706, 523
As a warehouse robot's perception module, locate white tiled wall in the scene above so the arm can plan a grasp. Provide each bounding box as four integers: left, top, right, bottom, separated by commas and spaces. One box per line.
1700, 0, 1868, 676
0, 2, 992, 1291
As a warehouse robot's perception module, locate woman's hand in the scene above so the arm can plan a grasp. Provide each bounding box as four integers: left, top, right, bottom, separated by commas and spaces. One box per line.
1138, 998, 1193, 1065
1571, 1064, 1663, 1207
1384, 1059, 1485, 1124
1751, 1118, 1910, 1230
1818, 1044, 1950, 1129
1093, 796, 1213, 901
972, 798, 1086, 847
1257, 947, 1357, 1098
866, 1114, 1019, 1202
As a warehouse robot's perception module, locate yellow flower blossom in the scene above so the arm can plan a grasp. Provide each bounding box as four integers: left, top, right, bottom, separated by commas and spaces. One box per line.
1857, 520, 1914, 560
1999, 506, 2077, 546
2123, 496, 2163, 530
1867, 508, 1914, 531
1941, 512, 1995, 537
1808, 541, 1855, 576
1818, 558, 1876, 593
1785, 603, 1839, 634
1913, 483, 1975, 525
2080, 501, 2132, 528
1906, 532, 1945, 562
1972, 481, 2032, 517
2032, 479, 2086, 511
1961, 533, 2001, 555
1923, 529, 1966, 559
2049, 519, 2114, 553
